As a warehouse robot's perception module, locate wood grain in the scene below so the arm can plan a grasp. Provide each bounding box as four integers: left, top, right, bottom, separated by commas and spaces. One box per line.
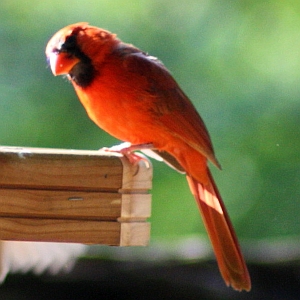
0, 147, 152, 246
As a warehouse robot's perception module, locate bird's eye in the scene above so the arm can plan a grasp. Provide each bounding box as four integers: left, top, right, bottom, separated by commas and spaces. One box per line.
53, 47, 60, 54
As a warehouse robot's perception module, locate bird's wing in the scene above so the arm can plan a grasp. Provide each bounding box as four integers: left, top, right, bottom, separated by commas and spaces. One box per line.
124, 51, 220, 168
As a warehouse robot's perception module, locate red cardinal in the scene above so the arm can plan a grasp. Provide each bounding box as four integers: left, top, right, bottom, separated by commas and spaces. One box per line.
46, 23, 251, 291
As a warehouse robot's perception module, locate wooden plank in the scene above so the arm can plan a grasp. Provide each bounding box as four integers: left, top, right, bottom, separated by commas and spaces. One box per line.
0, 147, 123, 191
0, 189, 121, 220
0, 217, 150, 246
0, 146, 152, 192
0, 188, 151, 221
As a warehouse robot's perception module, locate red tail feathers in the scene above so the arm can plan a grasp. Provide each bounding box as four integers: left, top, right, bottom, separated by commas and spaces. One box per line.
186, 173, 251, 291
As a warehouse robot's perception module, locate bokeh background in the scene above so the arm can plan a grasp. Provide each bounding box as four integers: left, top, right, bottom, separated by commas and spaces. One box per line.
0, 0, 300, 299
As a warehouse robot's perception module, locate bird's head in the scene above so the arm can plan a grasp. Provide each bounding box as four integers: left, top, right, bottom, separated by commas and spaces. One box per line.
45, 22, 117, 87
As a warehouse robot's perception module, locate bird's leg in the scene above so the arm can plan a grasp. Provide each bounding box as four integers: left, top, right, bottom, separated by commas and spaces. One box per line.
102, 142, 154, 167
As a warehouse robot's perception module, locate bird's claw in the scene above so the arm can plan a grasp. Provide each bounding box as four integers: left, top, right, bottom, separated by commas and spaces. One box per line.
101, 142, 152, 168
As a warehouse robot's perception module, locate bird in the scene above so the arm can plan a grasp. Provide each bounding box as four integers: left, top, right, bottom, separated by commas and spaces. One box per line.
45, 22, 251, 291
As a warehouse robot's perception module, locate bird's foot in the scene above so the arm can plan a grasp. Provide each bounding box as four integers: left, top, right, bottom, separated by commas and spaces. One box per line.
101, 142, 153, 168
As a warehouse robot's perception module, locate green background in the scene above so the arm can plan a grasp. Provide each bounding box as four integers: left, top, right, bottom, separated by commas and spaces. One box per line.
1, 0, 299, 247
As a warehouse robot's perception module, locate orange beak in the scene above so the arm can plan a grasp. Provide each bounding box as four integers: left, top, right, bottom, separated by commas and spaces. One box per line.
48, 52, 80, 76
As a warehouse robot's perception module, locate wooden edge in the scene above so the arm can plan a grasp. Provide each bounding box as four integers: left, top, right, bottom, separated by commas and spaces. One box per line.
120, 156, 153, 191
120, 222, 151, 246
119, 194, 151, 221
0, 241, 3, 276
0, 146, 122, 157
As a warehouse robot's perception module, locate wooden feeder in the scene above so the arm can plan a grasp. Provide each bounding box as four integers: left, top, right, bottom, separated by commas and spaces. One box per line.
0, 147, 152, 246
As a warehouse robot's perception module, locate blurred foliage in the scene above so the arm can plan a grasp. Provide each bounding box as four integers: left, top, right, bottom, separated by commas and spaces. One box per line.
0, 0, 299, 243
